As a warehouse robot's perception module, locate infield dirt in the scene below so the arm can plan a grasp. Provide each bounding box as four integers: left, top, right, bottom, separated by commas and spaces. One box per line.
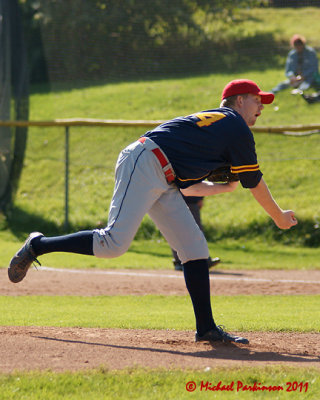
1, 267, 319, 372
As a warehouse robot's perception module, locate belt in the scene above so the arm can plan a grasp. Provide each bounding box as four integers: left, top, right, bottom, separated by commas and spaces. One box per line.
138, 137, 175, 183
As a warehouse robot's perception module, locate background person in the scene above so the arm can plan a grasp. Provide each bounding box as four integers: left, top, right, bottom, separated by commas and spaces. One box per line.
171, 194, 220, 271
302, 91, 320, 104
271, 34, 318, 94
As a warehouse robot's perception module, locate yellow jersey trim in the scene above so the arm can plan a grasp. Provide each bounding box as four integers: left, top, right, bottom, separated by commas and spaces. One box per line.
176, 172, 211, 182
231, 164, 260, 173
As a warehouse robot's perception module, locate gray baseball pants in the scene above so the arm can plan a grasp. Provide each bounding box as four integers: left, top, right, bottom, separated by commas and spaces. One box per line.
92, 137, 209, 263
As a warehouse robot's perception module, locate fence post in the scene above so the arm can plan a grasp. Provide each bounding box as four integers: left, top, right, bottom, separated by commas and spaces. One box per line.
64, 126, 70, 230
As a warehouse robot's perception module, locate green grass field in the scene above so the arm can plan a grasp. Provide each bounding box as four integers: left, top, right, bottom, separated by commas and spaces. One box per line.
2, 5, 320, 400
1, 295, 319, 332
0, 367, 318, 400
1, 294, 319, 399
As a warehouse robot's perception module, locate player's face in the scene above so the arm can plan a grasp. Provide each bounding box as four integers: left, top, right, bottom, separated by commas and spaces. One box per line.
239, 94, 264, 126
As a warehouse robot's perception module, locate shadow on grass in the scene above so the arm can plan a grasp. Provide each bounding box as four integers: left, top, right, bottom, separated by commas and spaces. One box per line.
4, 206, 320, 248
4, 206, 66, 240
205, 217, 320, 247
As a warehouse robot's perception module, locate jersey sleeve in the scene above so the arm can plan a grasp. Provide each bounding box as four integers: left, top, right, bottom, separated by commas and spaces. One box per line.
225, 121, 262, 188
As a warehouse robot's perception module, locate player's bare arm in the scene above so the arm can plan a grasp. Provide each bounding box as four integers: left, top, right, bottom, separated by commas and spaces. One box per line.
250, 178, 297, 229
181, 180, 239, 197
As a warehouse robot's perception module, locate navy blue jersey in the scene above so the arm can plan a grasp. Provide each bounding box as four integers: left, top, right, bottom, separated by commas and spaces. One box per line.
143, 107, 262, 189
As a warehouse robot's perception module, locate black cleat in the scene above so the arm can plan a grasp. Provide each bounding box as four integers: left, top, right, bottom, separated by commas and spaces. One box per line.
173, 261, 183, 271
8, 232, 43, 283
195, 325, 249, 344
208, 257, 220, 269
302, 93, 320, 104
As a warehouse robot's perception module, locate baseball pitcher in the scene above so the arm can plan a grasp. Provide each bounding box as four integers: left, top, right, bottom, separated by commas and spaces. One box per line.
8, 79, 297, 345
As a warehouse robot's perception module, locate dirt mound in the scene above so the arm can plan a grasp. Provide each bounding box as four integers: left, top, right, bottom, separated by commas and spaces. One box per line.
0, 326, 319, 372
1, 267, 320, 371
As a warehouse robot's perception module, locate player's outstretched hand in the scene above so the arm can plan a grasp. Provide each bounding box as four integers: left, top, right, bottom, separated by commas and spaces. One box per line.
274, 210, 298, 230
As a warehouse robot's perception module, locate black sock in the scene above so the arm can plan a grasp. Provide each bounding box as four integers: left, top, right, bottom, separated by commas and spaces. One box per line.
183, 259, 216, 336
31, 230, 94, 256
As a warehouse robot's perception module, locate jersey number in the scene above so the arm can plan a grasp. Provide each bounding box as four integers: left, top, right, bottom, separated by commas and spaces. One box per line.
194, 112, 226, 127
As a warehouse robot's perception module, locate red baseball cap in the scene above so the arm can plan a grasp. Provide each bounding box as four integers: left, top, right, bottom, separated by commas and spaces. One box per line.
221, 79, 274, 104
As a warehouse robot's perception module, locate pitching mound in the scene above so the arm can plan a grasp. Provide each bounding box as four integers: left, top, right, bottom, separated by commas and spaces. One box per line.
1, 267, 320, 371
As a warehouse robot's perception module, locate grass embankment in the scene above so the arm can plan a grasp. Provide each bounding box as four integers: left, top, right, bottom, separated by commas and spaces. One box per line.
3, 9, 318, 252
2, 70, 319, 269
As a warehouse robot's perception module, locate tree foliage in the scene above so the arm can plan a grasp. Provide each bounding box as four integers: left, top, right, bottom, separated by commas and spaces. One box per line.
19, 0, 266, 82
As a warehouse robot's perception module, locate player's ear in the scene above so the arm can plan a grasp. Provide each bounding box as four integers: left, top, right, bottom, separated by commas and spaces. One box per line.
236, 95, 244, 107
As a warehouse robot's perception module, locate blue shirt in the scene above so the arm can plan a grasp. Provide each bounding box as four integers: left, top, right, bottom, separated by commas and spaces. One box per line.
285, 45, 319, 84
143, 107, 262, 189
